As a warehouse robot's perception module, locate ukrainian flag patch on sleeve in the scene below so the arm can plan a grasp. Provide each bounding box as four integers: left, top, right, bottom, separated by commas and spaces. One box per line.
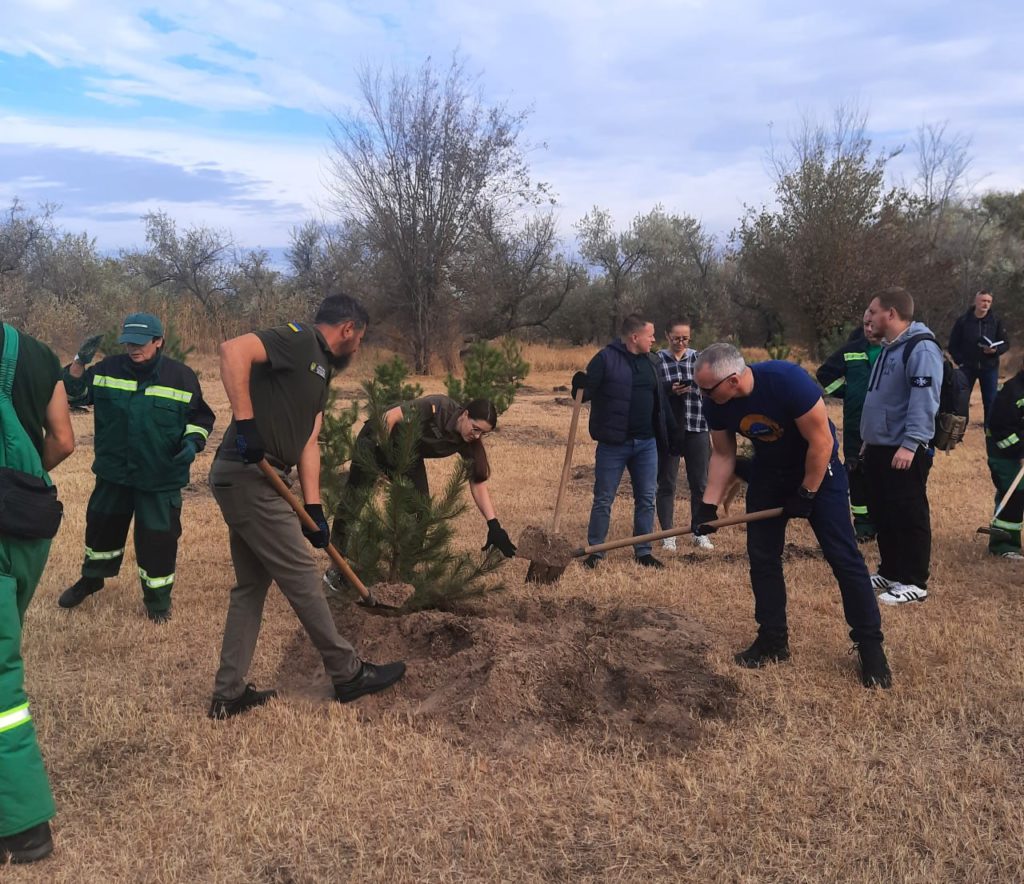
287, 322, 303, 332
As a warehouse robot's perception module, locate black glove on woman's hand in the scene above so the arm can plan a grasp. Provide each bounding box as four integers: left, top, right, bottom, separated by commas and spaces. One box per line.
75, 333, 104, 365
302, 504, 330, 548
482, 518, 517, 557
234, 418, 266, 464
691, 501, 720, 535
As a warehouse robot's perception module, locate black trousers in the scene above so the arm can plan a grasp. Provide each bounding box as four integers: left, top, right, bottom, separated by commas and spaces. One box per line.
863, 444, 933, 588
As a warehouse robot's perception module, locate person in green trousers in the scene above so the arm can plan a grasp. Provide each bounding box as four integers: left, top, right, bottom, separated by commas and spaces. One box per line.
0, 324, 75, 864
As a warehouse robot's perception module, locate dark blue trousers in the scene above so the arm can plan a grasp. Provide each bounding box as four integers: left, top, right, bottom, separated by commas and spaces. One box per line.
745, 458, 883, 644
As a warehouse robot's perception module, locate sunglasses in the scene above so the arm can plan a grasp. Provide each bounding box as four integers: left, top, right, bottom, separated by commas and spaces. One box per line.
698, 372, 737, 395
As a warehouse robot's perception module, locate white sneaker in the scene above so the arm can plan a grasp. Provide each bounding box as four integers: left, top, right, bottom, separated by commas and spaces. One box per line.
693, 534, 714, 550
869, 572, 895, 592
662, 537, 677, 551
1000, 551, 1024, 561
878, 583, 928, 605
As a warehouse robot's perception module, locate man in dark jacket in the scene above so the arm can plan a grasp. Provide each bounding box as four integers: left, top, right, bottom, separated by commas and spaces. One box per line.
985, 361, 1024, 560
573, 314, 674, 569
947, 290, 1010, 425
58, 313, 215, 623
816, 309, 883, 541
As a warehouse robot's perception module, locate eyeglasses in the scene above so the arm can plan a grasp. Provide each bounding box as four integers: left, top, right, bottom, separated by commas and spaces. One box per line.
669, 335, 690, 343
468, 421, 492, 439
698, 372, 737, 396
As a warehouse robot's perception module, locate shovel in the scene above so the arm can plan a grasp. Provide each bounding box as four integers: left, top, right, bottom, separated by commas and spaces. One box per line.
571, 507, 785, 558
976, 460, 1024, 543
257, 459, 409, 611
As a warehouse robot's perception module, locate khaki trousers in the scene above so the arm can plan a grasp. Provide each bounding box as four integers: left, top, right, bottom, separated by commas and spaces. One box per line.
210, 458, 360, 701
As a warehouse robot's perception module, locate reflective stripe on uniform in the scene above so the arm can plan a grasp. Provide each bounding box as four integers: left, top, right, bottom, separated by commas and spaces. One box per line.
823, 378, 846, 394
85, 545, 125, 561
144, 385, 192, 404
138, 567, 175, 589
0, 703, 31, 734
1016, 397, 1024, 408
992, 517, 1023, 531
843, 352, 869, 361
94, 375, 138, 392
184, 423, 210, 440
996, 433, 1021, 449
850, 505, 869, 515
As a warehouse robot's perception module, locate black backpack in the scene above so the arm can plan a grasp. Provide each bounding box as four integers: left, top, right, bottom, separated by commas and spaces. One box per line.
903, 333, 971, 451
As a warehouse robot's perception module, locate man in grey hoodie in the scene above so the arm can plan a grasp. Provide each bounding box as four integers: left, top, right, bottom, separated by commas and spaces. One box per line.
861, 287, 943, 605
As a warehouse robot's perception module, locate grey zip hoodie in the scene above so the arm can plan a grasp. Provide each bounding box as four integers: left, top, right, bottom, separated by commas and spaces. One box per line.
860, 321, 942, 450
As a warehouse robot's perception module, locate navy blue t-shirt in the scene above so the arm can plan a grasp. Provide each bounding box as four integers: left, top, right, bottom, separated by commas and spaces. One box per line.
704, 361, 838, 469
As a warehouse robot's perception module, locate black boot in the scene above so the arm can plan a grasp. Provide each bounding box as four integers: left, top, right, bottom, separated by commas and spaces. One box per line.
335, 661, 406, 703
0, 821, 53, 864
734, 631, 791, 668
58, 576, 103, 609
855, 641, 892, 689
208, 684, 278, 720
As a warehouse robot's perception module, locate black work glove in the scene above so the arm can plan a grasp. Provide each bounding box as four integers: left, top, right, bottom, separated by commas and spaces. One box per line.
482, 518, 517, 557
692, 502, 719, 536
75, 333, 104, 366
234, 418, 266, 464
172, 437, 198, 466
302, 503, 330, 549
846, 454, 862, 474
570, 371, 588, 399
783, 488, 816, 520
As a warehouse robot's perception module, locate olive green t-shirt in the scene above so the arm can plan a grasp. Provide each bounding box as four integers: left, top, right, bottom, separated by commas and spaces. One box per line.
0, 325, 62, 458
218, 323, 334, 468
405, 395, 474, 460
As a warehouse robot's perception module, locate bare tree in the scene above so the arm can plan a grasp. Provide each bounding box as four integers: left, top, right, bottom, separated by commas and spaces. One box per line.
913, 121, 974, 247
325, 54, 544, 372
575, 207, 649, 337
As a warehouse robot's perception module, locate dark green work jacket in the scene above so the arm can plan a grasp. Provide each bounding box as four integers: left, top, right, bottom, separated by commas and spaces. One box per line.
816, 329, 881, 455
64, 353, 215, 491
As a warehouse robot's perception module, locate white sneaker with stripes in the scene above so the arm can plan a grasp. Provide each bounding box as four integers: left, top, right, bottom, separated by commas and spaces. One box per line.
878, 583, 928, 605
869, 573, 895, 592
693, 534, 714, 550
662, 537, 677, 551
1000, 551, 1024, 561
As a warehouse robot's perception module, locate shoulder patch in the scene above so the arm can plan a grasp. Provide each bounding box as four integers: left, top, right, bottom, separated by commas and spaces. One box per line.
910, 376, 933, 388
308, 361, 327, 379
288, 322, 303, 333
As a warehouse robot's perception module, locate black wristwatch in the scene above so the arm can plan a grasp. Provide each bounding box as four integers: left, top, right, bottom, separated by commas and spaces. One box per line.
797, 486, 817, 500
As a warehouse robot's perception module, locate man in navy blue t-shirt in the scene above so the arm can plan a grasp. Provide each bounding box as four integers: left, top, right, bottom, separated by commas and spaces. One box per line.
691, 343, 891, 689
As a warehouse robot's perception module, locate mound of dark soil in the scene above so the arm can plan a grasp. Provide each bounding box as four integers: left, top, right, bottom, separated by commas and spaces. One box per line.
275, 597, 738, 755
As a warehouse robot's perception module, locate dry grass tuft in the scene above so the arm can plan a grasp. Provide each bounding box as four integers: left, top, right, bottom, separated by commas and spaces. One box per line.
12, 353, 1024, 881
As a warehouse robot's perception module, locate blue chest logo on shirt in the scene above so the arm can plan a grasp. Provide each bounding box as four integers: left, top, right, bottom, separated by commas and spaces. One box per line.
739, 414, 784, 443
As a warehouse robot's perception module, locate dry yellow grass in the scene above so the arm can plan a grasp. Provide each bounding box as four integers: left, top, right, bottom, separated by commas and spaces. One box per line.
10, 349, 1024, 882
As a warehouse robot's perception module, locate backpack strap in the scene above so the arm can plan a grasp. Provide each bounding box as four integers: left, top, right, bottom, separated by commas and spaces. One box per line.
0, 323, 20, 400
901, 332, 937, 366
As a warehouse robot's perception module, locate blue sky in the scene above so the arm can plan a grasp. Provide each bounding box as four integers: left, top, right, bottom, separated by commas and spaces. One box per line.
1, 0, 1021, 253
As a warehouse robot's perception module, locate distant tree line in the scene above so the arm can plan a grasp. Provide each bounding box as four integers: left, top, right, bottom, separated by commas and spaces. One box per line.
2, 57, 1022, 367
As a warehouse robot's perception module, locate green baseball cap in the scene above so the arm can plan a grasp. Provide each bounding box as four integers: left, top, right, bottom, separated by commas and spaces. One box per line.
118, 312, 164, 345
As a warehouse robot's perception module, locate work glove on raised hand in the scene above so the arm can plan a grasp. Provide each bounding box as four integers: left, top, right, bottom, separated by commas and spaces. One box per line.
172, 437, 199, 466
302, 504, 330, 549
691, 501, 719, 536
234, 418, 266, 464
482, 518, 517, 557
75, 333, 104, 366
570, 371, 588, 399
782, 488, 816, 520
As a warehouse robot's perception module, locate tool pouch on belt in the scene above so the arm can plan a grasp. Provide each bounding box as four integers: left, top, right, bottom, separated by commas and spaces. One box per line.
0, 467, 63, 539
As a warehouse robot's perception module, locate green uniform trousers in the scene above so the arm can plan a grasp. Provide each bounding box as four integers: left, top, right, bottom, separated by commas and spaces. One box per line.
988, 454, 1023, 556
81, 478, 182, 615
0, 325, 56, 836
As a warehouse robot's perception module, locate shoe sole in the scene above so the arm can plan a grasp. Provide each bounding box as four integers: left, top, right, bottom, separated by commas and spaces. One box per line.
2, 840, 54, 864
734, 651, 791, 669
208, 694, 277, 720
878, 594, 927, 606
336, 669, 406, 704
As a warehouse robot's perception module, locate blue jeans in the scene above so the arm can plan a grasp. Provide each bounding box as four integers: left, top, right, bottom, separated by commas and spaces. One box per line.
962, 364, 999, 425
745, 458, 883, 644
587, 438, 658, 558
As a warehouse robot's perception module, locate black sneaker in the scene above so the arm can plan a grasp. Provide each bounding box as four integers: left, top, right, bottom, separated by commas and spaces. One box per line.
855, 641, 892, 689
635, 554, 665, 569
58, 577, 103, 609
334, 661, 406, 703
734, 633, 791, 668
146, 608, 171, 624
0, 821, 53, 864
208, 684, 278, 720
582, 555, 601, 570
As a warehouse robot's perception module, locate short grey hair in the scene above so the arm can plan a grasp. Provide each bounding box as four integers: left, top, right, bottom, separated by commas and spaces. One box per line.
695, 343, 746, 380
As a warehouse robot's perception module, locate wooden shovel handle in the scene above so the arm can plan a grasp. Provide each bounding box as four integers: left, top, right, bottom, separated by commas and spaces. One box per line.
575, 507, 786, 556
256, 459, 372, 602
551, 388, 585, 534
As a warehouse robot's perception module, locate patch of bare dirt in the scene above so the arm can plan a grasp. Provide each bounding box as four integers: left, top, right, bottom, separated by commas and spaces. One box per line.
275, 597, 738, 756
497, 424, 563, 446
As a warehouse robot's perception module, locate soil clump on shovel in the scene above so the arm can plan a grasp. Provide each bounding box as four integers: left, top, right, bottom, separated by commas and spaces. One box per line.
276, 596, 739, 757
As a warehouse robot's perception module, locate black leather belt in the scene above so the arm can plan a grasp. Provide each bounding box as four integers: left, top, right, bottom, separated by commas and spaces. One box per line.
216, 451, 292, 473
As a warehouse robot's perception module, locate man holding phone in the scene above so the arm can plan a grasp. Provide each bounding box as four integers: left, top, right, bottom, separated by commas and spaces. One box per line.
656, 320, 711, 550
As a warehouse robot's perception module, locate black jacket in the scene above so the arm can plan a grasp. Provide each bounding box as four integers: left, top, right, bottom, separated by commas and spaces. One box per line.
989, 370, 1024, 460
948, 308, 1009, 370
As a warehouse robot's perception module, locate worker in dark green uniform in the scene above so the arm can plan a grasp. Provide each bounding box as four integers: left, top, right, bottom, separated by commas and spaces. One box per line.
986, 360, 1024, 560
58, 313, 215, 623
0, 324, 75, 865
816, 309, 883, 542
